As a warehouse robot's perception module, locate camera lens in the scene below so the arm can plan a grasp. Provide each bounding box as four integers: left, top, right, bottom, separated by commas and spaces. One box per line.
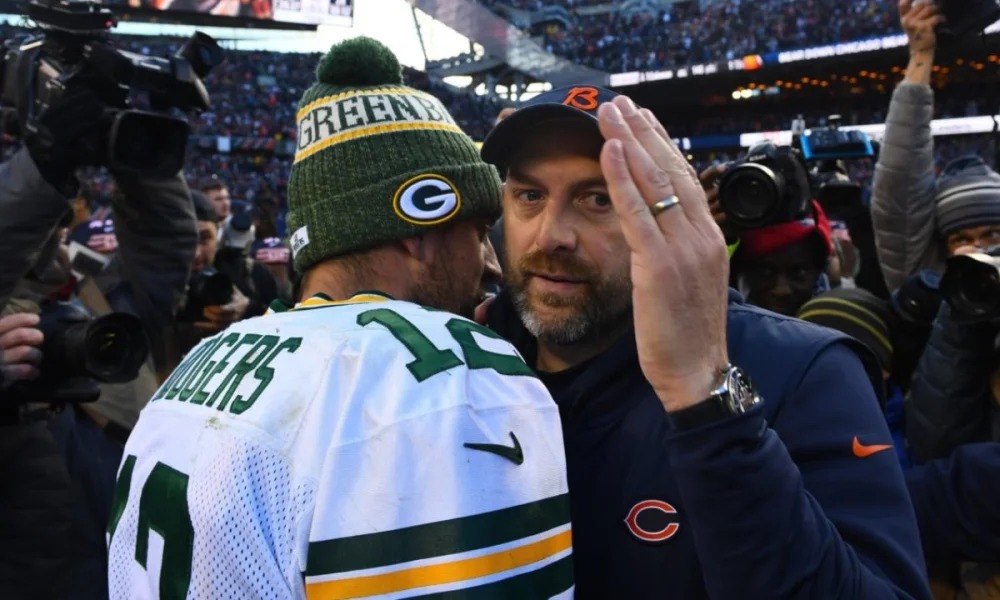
734, 178, 771, 220
953, 264, 1000, 318
942, 256, 1000, 320
81, 313, 149, 383
718, 163, 784, 229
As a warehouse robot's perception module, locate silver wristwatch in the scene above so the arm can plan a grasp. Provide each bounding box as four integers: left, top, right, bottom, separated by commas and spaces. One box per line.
667, 364, 761, 430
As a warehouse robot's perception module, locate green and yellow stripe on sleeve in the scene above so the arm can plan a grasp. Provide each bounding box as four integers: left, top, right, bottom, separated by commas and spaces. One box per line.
305, 494, 573, 599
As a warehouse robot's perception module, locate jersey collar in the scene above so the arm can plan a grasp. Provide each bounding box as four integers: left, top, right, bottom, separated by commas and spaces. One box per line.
267, 291, 393, 314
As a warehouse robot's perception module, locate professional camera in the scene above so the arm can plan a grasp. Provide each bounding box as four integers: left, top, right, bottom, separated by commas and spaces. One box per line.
6, 301, 149, 403
799, 115, 875, 162
178, 268, 233, 322
940, 246, 1000, 321
718, 142, 813, 229
0, 0, 224, 177
810, 161, 865, 221
936, 0, 1000, 44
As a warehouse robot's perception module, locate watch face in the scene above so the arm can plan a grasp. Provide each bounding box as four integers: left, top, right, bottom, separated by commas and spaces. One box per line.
726, 366, 758, 412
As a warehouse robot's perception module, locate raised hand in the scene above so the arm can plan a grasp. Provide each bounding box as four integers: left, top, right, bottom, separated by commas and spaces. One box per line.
900, 0, 945, 55
596, 96, 730, 411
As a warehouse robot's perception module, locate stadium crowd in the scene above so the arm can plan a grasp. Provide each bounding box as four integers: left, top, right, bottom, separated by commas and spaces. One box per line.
2, 0, 1000, 598
482, 0, 897, 74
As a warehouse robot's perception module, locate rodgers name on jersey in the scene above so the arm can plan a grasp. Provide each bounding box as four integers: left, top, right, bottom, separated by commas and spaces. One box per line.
107, 293, 573, 600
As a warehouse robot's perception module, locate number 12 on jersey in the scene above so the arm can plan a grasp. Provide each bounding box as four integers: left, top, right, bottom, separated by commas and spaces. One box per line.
108, 456, 194, 600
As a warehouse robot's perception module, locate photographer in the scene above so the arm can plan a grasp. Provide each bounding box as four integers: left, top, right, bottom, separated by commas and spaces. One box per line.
163, 191, 279, 373
871, 0, 1000, 291
0, 141, 196, 599
198, 173, 231, 221
0, 10, 216, 596
816, 163, 892, 298
213, 198, 282, 319
0, 314, 75, 600
731, 199, 833, 316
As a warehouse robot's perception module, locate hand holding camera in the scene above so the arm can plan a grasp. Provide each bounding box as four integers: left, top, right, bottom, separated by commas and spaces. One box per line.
194, 286, 250, 334
0, 313, 44, 389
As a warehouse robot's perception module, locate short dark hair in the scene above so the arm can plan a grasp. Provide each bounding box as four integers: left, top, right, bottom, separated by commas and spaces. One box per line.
191, 190, 219, 223
199, 174, 228, 193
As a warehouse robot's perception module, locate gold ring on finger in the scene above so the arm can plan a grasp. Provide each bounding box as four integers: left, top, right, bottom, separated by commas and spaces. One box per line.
650, 195, 681, 217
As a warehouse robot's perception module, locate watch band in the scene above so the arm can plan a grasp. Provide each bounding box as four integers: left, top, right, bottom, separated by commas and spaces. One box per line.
666, 364, 761, 431
667, 394, 733, 430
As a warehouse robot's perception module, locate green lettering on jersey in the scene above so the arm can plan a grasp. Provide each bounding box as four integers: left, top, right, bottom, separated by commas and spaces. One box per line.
445, 319, 535, 377
196, 334, 260, 407
180, 333, 241, 403
231, 336, 302, 415
135, 462, 194, 600
158, 338, 219, 401
106, 455, 136, 544
211, 334, 278, 413
356, 308, 537, 383
358, 308, 464, 382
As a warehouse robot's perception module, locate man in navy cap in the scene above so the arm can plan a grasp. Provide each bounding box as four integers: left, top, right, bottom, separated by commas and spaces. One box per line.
480, 86, 931, 599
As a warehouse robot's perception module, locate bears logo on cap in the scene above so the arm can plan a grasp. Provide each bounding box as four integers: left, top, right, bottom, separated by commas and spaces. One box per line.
562, 87, 600, 111
393, 174, 462, 225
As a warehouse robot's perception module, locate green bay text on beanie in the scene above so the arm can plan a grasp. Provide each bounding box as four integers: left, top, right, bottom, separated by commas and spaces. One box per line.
286, 36, 502, 273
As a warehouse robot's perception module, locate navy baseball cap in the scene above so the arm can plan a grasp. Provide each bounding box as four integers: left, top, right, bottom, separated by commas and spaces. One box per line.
481, 85, 620, 170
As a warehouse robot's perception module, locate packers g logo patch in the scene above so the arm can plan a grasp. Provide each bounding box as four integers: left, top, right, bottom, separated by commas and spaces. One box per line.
393, 174, 462, 225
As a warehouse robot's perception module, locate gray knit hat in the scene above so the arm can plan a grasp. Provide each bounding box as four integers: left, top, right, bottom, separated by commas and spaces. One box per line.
935, 156, 1000, 237
287, 37, 502, 273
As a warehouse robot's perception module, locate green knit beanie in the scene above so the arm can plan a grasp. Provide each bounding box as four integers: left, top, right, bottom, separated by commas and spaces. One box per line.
287, 37, 502, 273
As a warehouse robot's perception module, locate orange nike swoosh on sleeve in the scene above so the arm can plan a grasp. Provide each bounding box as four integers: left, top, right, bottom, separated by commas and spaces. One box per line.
852, 436, 893, 458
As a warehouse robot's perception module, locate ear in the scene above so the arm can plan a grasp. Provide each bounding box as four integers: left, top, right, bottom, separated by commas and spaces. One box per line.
398, 233, 429, 263
401, 229, 450, 268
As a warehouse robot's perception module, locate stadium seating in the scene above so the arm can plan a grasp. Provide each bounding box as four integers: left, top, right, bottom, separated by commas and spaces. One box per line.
482, 0, 897, 74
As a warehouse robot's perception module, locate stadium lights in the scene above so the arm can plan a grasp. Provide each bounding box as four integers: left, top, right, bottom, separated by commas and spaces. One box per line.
739, 115, 1000, 148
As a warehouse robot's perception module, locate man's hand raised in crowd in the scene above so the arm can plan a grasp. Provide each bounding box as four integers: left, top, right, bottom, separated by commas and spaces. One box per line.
195, 286, 250, 334
0, 313, 44, 389
596, 96, 731, 412
901, 0, 945, 85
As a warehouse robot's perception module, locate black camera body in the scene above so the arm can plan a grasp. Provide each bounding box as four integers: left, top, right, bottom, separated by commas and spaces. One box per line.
718, 142, 813, 230
178, 268, 233, 322
6, 301, 149, 404
0, 0, 224, 177
936, 0, 1000, 44
940, 246, 1000, 321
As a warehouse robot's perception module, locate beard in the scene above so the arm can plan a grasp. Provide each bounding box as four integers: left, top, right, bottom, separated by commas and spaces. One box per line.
506, 249, 632, 345
411, 251, 480, 320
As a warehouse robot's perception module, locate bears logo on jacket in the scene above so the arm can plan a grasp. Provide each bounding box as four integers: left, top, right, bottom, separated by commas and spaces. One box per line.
625, 500, 680, 543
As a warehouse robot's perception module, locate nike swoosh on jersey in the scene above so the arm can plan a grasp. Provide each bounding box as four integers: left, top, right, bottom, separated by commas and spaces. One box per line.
464, 432, 524, 465
852, 436, 893, 458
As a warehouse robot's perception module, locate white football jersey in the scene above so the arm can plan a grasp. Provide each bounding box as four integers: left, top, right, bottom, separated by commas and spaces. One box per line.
107, 293, 573, 599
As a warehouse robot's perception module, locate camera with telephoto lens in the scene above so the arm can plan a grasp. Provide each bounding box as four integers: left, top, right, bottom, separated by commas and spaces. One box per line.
718, 142, 813, 230
178, 268, 233, 322
6, 301, 149, 404
0, 0, 224, 177
940, 246, 1000, 321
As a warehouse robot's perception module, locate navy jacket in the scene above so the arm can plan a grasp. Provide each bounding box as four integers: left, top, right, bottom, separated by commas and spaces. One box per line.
905, 442, 1000, 562
906, 303, 1000, 463
488, 289, 931, 600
